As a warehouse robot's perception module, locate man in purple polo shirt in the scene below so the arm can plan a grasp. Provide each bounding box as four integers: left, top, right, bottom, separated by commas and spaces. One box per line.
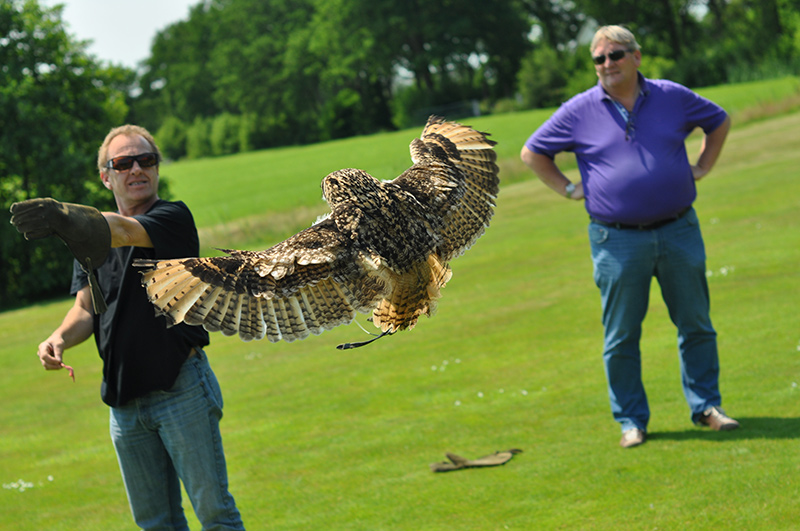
521, 25, 738, 448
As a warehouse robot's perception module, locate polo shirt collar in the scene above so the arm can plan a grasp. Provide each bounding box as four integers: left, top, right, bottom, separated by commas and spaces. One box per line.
596, 72, 651, 102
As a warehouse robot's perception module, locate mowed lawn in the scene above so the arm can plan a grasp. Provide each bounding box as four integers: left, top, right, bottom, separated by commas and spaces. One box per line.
1, 88, 799, 529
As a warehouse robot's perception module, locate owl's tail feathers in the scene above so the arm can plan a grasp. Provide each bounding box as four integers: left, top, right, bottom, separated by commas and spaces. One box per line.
371, 254, 451, 333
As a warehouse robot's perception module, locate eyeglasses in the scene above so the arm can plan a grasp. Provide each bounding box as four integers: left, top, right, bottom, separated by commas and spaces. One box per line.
592, 49, 630, 65
106, 152, 159, 171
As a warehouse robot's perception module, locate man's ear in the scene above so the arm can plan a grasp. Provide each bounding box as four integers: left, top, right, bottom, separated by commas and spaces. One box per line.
100, 171, 113, 190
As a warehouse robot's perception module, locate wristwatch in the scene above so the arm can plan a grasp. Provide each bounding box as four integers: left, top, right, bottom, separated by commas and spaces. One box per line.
565, 182, 576, 198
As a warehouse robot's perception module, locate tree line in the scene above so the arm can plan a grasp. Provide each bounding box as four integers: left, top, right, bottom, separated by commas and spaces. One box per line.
1, 0, 799, 308
131, 0, 799, 160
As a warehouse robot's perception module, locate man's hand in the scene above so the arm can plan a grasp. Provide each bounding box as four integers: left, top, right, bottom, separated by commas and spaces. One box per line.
10, 198, 111, 313
37, 339, 75, 382
10, 198, 111, 263
37, 339, 65, 371
691, 164, 706, 181
566, 182, 586, 200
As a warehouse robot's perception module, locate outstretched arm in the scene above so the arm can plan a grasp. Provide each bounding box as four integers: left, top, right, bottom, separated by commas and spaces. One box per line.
103, 212, 153, 248
11, 198, 155, 313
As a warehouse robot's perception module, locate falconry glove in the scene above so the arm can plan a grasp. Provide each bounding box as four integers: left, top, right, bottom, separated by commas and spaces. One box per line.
429, 448, 522, 472
10, 198, 111, 314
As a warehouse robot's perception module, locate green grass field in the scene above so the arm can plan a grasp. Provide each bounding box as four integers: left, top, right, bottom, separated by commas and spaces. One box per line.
1, 78, 799, 530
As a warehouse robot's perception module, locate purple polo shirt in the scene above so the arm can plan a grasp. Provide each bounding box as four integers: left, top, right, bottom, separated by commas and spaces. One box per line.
525, 74, 728, 225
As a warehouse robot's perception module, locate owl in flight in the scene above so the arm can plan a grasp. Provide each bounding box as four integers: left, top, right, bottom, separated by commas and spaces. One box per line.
134, 116, 499, 347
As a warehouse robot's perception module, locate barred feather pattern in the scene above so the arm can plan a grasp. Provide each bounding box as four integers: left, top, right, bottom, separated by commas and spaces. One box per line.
413, 118, 500, 260
134, 115, 498, 344
137, 256, 370, 342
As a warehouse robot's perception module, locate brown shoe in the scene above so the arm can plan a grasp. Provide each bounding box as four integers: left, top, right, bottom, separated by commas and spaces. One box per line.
697, 406, 740, 431
620, 428, 646, 448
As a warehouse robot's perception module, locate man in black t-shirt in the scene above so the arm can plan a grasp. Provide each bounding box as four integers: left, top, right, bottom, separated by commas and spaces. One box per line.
12, 125, 245, 530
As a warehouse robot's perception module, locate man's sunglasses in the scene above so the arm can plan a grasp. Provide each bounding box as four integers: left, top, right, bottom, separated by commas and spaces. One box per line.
106, 152, 159, 171
592, 49, 630, 65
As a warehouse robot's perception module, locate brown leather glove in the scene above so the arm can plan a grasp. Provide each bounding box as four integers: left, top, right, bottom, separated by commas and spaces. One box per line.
10, 198, 111, 313
429, 448, 522, 472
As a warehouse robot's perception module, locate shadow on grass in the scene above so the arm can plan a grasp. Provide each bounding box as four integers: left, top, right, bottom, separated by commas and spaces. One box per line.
649, 417, 800, 441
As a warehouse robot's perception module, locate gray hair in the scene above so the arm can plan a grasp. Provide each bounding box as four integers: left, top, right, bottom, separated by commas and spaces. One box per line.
97, 124, 161, 173
591, 25, 641, 54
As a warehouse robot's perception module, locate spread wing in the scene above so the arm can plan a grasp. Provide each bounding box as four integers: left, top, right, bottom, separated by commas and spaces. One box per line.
134, 115, 499, 344
389, 115, 499, 261
133, 217, 390, 342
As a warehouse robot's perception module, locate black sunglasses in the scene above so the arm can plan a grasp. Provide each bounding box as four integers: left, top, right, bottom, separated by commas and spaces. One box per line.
106, 152, 159, 171
592, 49, 630, 65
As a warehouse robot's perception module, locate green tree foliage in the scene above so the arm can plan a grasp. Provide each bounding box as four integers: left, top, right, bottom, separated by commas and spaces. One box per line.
316, 0, 529, 128
573, 0, 800, 86
155, 116, 188, 160
307, 0, 395, 137
522, 0, 586, 50
702, 0, 800, 82
130, 0, 531, 148
135, 2, 217, 133
517, 45, 569, 109
0, 0, 132, 308
185, 116, 213, 159
371, 0, 529, 105
209, 0, 323, 145
128, 0, 800, 155
210, 113, 242, 156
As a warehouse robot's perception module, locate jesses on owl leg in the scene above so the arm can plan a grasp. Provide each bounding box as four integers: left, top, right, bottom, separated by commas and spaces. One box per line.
336, 329, 394, 350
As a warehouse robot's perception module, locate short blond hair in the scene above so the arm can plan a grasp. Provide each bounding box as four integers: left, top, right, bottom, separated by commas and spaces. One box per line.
97, 124, 162, 172
591, 25, 640, 54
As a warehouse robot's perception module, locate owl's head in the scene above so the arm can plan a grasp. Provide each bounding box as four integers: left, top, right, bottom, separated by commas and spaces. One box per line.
321, 168, 381, 207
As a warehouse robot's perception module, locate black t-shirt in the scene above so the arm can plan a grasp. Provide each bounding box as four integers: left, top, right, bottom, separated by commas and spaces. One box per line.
71, 199, 209, 407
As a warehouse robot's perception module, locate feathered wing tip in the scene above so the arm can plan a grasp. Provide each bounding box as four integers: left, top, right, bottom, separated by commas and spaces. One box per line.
420, 115, 497, 151
134, 257, 267, 341
371, 254, 451, 333
415, 116, 500, 260
134, 255, 361, 343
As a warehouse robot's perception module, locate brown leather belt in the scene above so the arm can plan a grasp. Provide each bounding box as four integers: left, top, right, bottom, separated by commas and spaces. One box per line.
591, 206, 691, 231
187, 347, 198, 359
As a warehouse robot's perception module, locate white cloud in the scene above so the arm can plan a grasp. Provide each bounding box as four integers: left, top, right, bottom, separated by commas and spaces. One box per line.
41, 0, 198, 68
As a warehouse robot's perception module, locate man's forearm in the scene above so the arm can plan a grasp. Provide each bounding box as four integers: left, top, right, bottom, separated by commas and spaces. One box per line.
52, 289, 95, 349
521, 147, 581, 198
694, 116, 731, 179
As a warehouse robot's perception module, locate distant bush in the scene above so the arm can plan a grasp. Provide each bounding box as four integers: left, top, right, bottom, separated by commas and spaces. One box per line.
516, 45, 569, 109
155, 116, 187, 160
186, 116, 212, 159
210, 113, 242, 156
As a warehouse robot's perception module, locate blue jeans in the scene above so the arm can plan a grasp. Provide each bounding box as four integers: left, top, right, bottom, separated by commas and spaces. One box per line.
109, 349, 244, 530
589, 208, 721, 433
